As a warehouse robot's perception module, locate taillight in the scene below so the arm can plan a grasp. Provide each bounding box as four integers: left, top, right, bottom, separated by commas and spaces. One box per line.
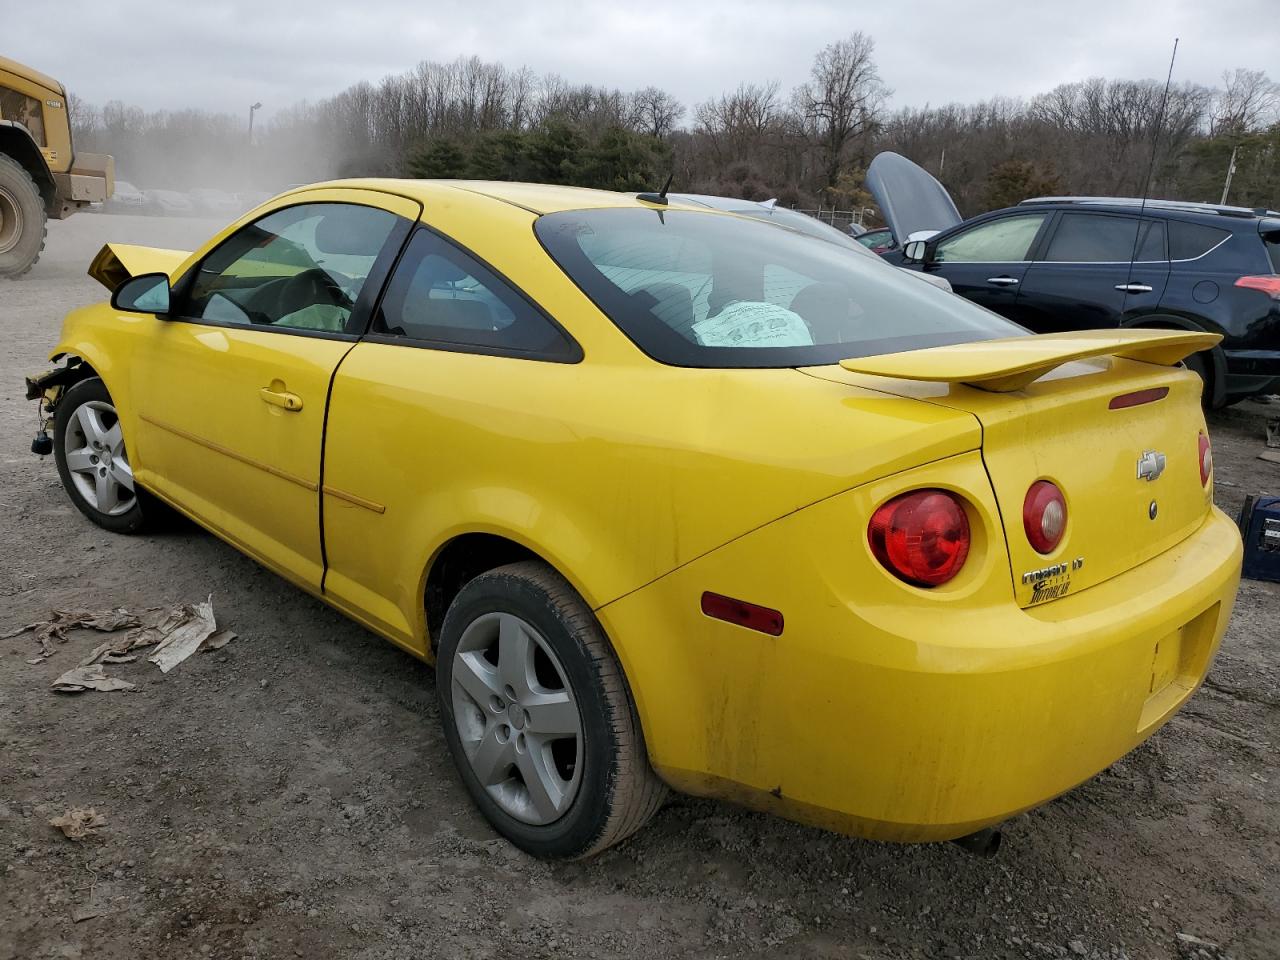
1198, 432, 1212, 485
1234, 275, 1280, 299
1023, 480, 1067, 554
868, 490, 971, 587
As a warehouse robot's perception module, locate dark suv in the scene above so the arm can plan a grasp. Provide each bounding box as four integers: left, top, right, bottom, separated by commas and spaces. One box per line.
868, 152, 1280, 406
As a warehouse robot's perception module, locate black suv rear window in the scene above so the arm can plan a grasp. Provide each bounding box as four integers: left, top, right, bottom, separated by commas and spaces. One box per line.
1168, 221, 1230, 260
535, 208, 1024, 368
1264, 236, 1280, 273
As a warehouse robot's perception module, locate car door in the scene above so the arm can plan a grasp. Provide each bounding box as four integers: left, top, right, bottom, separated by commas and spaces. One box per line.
1015, 212, 1169, 333
922, 212, 1051, 322
320, 225, 581, 649
128, 190, 417, 589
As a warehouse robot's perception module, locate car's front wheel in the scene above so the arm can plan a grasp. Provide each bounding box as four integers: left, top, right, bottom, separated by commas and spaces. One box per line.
53, 378, 149, 533
436, 561, 666, 859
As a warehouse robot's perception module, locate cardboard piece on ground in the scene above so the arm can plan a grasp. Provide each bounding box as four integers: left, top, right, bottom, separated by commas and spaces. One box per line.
49, 807, 106, 840
51, 664, 135, 694
146, 597, 217, 673
2, 608, 141, 659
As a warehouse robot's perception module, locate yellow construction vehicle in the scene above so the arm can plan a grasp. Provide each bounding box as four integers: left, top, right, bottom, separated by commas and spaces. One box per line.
0, 55, 113, 278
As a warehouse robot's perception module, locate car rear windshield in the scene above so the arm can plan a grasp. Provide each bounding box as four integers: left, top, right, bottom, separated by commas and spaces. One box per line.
535, 208, 1023, 367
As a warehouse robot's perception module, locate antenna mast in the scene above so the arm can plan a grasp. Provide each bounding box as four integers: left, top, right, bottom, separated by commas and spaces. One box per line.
1125, 38, 1179, 289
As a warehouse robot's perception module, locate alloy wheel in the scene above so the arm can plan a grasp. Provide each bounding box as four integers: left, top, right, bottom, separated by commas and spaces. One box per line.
450, 611, 584, 825
62, 400, 136, 516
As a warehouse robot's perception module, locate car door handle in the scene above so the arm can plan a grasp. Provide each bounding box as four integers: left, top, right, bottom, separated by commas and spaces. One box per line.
259, 387, 303, 412
1114, 283, 1154, 293
986, 276, 1019, 286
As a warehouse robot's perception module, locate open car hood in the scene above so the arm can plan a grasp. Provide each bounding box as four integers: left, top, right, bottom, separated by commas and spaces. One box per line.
865, 152, 963, 244
841, 329, 1221, 392
88, 243, 191, 292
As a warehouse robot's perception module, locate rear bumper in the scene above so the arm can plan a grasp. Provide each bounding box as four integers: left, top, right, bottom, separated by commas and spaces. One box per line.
1222, 349, 1280, 396
600, 461, 1242, 843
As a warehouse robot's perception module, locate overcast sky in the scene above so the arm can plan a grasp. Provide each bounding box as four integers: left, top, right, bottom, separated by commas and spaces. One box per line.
8, 0, 1277, 121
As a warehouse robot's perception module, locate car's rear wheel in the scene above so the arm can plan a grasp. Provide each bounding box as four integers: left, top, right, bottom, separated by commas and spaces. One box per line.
53, 378, 149, 533
435, 561, 666, 859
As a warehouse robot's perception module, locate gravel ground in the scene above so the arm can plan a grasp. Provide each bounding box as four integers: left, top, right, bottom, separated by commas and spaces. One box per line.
1, 214, 1278, 960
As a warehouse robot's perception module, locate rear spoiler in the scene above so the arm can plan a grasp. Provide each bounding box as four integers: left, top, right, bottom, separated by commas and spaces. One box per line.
840, 329, 1221, 393
88, 243, 191, 292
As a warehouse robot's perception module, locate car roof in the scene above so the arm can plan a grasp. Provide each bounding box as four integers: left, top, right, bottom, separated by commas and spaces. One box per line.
304, 179, 675, 214
1019, 196, 1280, 221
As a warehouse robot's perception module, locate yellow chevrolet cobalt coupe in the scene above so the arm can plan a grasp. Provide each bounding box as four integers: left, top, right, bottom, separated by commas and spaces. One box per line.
28, 181, 1242, 859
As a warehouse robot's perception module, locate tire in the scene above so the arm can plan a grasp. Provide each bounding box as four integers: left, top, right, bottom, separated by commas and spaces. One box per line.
436, 561, 666, 859
53, 378, 150, 534
0, 153, 47, 279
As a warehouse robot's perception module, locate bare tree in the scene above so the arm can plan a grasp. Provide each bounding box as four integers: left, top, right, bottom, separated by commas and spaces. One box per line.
792, 33, 889, 191
629, 86, 685, 138
1212, 68, 1280, 134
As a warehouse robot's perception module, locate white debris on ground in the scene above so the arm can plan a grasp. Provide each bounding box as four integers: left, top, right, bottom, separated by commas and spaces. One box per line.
48, 807, 106, 841
142, 596, 217, 673
50, 664, 135, 693
3, 596, 235, 692
2, 607, 141, 662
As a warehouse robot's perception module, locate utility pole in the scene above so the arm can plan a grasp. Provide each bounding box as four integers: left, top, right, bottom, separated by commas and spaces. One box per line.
248, 102, 262, 144
1220, 146, 1238, 205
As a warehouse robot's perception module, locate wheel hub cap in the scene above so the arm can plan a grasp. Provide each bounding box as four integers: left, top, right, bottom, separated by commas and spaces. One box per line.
63, 400, 136, 517
450, 612, 584, 825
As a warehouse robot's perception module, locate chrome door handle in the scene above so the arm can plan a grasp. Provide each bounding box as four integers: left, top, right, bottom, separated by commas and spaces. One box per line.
260, 387, 303, 412
1115, 283, 1153, 293
986, 276, 1019, 286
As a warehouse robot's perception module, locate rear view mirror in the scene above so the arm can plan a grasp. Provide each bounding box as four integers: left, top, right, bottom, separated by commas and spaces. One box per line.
902, 240, 929, 264
111, 272, 171, 315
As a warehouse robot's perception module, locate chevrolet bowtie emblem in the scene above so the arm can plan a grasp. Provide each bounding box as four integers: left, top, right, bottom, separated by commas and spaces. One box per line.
1136, 450, 1166, 482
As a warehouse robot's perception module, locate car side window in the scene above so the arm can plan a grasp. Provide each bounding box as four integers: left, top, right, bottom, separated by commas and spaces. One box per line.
1042, 213, 1165, 262
934, 214, 1047, 263
1168, 221, 1231, 261
372, 228, 580, 361
182, 203, 402, 333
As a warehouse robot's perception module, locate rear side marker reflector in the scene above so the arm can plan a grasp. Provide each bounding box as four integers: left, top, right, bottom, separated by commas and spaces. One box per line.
1109, 387, 1169, 409
700, 592, 784, 636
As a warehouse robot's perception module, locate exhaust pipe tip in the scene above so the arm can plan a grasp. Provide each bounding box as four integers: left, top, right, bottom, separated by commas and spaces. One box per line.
950, 827, 1003, 858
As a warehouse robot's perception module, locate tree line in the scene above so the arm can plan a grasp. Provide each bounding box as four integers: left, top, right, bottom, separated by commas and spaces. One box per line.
68, 37, 1279, 218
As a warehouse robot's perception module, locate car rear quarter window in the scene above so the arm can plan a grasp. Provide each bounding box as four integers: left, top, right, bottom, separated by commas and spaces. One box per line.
372, 227, 581, 362
535, 207, 1024, 368
1168, 221, 1231, 261
1041, 213, 1165, 262
1264, 235, 1280, 273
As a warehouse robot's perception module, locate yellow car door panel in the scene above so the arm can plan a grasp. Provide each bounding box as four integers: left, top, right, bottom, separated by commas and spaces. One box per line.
129, 192, 418, 589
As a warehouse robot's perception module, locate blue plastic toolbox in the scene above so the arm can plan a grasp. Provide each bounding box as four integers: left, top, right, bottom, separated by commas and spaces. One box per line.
1238, 495, 1280, 583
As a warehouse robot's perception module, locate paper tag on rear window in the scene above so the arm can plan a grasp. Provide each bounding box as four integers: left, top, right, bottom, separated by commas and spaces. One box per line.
692, 301, 813, 348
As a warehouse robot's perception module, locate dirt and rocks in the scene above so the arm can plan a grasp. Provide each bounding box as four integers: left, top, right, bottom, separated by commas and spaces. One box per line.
1, 213, 1278, 960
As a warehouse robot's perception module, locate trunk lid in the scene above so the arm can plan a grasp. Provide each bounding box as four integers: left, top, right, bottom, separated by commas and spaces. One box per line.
865, 151, 963, 245
806, 330, 1220, 607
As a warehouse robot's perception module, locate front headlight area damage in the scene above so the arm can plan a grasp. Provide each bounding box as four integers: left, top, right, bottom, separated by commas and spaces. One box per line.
25, 356, 94, 456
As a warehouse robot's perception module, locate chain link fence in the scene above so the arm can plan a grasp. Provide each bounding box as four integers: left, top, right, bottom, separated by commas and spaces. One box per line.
789, 206, 879, 233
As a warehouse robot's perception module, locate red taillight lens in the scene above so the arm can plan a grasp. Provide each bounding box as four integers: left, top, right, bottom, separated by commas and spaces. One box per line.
868, 490, 971, 587
1235, 275, 1280, 299
1023, 480, 1067, 554
1198, 432, 1212, 485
